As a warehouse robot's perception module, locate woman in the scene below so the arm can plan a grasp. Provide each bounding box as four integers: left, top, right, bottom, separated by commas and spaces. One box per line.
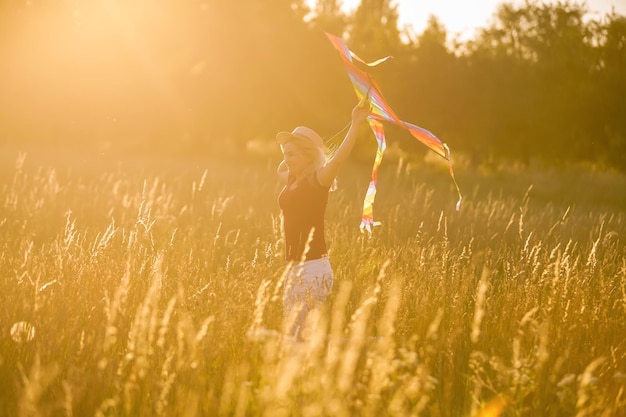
276, 100, 370, 339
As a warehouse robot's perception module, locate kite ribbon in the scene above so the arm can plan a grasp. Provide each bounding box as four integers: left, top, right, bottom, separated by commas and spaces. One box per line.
325, 32, 462, 233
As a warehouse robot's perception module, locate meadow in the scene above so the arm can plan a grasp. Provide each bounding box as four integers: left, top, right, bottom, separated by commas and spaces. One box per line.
1, 145, 625, 417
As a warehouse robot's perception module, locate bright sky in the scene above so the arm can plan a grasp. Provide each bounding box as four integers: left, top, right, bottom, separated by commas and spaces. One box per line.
335, 0, 626, 40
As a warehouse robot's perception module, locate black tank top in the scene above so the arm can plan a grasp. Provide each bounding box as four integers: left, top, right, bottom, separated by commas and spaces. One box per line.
278, 174, 330, 261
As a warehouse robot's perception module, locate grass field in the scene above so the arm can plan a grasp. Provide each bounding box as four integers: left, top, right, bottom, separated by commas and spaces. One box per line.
1, 145, 625, 417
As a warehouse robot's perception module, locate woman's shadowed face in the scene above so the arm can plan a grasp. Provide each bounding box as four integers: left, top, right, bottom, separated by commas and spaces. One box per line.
281, 141, 309, 177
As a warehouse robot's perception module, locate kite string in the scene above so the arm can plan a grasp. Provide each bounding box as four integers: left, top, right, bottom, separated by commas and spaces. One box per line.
324, 121, 352, 145
324, 85, 373, 149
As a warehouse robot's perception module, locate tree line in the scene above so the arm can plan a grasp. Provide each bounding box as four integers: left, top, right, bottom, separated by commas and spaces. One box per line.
0, 0, 624, 169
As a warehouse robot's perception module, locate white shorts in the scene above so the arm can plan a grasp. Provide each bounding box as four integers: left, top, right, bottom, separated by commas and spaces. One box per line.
283, 257, 334, 338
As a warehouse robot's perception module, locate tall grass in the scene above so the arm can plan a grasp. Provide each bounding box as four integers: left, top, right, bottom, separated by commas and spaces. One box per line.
0, 149, 625, 416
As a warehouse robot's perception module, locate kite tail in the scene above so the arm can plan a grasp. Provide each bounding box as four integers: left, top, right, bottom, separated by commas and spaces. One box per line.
443, 143, 463, 211
360, 118, 386, 234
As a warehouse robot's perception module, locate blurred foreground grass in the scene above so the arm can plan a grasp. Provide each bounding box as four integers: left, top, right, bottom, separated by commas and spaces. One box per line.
0, 146, 625, 417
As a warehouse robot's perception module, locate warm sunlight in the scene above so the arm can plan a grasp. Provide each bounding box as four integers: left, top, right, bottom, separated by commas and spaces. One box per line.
1, 0, 624, 163
0, 2, 220, 146
1, 2, 625, 416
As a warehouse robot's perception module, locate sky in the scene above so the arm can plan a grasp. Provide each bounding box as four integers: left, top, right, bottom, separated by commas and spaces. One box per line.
333, 0, 626, 40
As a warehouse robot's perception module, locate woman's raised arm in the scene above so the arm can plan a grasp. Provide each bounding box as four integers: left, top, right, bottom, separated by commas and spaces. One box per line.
317, 100, 370, 187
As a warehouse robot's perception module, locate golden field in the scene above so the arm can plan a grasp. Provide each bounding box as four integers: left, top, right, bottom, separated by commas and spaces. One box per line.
1, 147, 625, 417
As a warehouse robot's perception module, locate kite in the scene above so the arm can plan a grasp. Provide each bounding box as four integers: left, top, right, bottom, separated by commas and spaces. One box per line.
325, 32, 462, 233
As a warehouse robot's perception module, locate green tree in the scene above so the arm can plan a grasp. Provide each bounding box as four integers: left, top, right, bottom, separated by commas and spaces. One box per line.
309, 0, 348, 37
349, 0, 402, 60
592, 12, 626, 169
526, 1, 595, 161
467, 1, 597, 165
396, 16, 459, 154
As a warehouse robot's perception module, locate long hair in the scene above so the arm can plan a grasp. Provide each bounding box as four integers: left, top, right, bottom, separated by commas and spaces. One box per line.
285, 138, 337, 190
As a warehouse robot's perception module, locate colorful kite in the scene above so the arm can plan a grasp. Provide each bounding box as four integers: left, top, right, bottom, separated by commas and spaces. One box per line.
325, 32, 462, 233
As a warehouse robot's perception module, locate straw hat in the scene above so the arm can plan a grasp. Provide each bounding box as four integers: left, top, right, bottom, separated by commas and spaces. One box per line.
276, 126, 324, 148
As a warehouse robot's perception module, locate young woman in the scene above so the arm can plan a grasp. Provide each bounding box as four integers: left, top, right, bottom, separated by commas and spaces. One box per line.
276, 100, 370, 339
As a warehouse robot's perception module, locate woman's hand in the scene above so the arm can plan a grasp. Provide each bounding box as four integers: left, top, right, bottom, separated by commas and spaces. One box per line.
351, 96, 371, 126
318, 97, 372, 186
